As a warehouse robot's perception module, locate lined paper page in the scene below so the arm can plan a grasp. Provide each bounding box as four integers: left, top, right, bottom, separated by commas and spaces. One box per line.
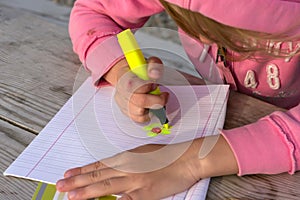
4, 77, 229, 199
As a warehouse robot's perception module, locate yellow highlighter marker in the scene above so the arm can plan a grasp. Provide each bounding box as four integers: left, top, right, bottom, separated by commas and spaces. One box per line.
117, 29, 169, 125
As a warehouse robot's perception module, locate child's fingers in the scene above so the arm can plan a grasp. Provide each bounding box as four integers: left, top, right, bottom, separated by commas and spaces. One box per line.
114, 93, 150, 123
67, 177, 130, 200
130, 92, 169, 109
126, 102, 150, 123
128, 112, 150, 123
128, 103, 148, 116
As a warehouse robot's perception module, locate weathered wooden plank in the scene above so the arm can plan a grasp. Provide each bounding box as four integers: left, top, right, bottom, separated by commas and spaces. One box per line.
53, 0, 75, 7
224, 90, 286, 129
0, 0, 71, 26
0, 120, 37, 199
0, 6, 83, 132
208, 173, 300, 200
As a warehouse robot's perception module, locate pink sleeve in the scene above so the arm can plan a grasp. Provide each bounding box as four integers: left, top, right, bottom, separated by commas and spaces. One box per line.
221, 103, 300, 176
69, 0, 164, 85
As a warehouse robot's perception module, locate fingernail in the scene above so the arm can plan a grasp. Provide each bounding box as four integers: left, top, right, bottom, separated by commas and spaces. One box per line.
64, 171, 72, 178
149, 69, 161, 79
68, 191, 76, 199
56, 180, 64, 190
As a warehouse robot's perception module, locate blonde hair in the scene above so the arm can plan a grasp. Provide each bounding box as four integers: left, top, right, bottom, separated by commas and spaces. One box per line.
159, 0, 300, 61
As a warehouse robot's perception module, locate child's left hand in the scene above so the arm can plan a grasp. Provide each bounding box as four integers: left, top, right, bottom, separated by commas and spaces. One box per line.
56, 139, 203, 200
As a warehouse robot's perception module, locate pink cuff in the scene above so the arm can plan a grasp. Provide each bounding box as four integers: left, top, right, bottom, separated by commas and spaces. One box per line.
221, 117, 293, 176
85, 35, 125, 86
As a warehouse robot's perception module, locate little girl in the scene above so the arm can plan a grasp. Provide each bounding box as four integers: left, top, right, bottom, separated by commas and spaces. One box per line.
56, 0, 300, 199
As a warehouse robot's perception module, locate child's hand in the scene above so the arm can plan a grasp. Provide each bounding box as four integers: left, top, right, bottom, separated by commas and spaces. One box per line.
104, 56, 169, 123
56, 139, 203, 200
56, 135, 238, 199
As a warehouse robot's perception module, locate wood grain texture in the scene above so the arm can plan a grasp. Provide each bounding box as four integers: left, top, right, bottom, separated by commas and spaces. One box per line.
224, 91, 286, 129
208, 173, 300, 200
0, 6, 81, 132
0, 120, 37, 200
0, 7, 87, 199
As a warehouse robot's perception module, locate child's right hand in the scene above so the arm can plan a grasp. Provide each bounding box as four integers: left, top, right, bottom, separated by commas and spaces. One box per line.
103, 57, 169, 123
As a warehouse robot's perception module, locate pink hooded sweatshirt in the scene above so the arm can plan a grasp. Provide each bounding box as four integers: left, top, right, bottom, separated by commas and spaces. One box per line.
69, 0, 300, 175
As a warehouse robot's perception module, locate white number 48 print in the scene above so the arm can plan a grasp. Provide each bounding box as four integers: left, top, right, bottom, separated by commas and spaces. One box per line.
244, 63, 280, 90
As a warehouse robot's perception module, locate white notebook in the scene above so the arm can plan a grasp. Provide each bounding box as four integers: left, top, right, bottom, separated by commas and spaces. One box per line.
4, 77, 229, 200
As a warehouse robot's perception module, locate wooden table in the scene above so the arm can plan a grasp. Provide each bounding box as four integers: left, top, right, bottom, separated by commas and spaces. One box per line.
1, 5, 299, 200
